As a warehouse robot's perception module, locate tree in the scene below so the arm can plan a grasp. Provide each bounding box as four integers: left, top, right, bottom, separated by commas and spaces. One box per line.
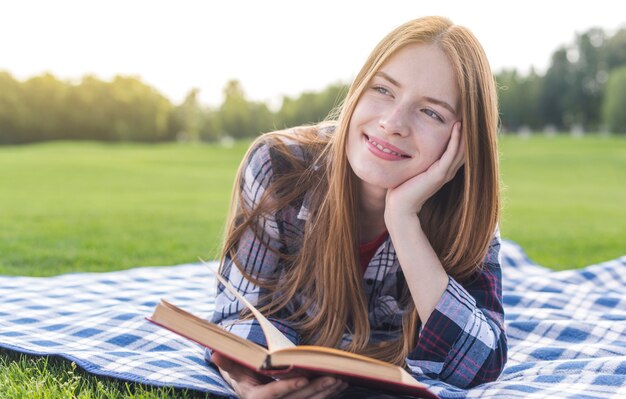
602, 66, 626, 134
20, 73, 70, 142
497, 68, 543, 133
219, 80, 250, 138
170, 89, 223, 142
108, 76, 172, 141
276, 83, 347, 128
538, 48, 572, 130
219, 80, 273, 139
170, 88, 203, 141
0, 72, 23, 144
65, 75, 113, 140
567, 29, 607, 130
198, 109, 222, 142
604, 28, 626, 71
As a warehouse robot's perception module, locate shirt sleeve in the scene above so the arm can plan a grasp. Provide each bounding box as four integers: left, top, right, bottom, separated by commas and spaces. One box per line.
207, 141, 301, 358
406, 234, 507, 388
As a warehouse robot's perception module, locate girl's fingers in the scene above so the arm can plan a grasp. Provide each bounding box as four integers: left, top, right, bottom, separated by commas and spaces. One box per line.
211, 352, 234, 372
307, 380, 349, 399
213, 352, 274, 392
449, 121, 464, 164
443, 121, 465, 181
283, 377, 346, 399
252, 377, 310, 399
215, 351, 347, 399
437, 122, 460, 167
455, 122, 466, 164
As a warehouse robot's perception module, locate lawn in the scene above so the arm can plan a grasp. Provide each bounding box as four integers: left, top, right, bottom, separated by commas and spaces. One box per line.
0, 134, 625, 397
498, 134, 625, 269
0, 140, 247, 276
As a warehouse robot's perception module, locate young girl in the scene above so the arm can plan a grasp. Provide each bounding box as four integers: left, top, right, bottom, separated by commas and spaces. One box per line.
208, 16, 506, 398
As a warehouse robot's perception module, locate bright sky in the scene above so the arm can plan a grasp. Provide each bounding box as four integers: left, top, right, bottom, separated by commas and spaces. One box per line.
1, 0, 624, 107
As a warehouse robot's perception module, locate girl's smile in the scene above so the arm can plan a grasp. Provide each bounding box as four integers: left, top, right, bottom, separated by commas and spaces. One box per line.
363, 133, 412, 160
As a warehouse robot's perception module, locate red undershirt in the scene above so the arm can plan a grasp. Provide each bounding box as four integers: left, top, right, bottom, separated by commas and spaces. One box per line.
358, 231, 389, 274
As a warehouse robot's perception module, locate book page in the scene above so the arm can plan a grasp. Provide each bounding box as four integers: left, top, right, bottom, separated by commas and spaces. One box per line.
204, 260, 296, 352
151, 300, 269, 369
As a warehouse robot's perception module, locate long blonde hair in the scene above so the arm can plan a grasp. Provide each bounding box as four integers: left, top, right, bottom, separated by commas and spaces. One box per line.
221, 16, 500, 366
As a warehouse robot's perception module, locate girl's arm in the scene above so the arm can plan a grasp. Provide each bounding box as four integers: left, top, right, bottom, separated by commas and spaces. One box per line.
405, 236, 506, 388
384, 123, 506, 387
388, 217, 506, 388
393, 231, 506, 388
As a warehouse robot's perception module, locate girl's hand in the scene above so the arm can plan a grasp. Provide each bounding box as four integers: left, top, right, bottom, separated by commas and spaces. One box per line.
385, 121, 465, 225
212, 352, 348, 399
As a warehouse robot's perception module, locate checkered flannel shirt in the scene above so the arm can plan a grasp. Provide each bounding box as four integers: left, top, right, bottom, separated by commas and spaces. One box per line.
209, 133, 507, 388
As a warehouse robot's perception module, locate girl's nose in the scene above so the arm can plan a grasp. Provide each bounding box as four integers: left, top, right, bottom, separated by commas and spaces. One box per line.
378, 105, 410, 137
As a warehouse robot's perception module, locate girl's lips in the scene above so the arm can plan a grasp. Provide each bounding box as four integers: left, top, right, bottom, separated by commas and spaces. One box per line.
363, 134, 411, 161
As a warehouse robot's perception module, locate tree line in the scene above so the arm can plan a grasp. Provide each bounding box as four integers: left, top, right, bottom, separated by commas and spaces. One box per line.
1, 26, 625, 145
498, 26, 626, 133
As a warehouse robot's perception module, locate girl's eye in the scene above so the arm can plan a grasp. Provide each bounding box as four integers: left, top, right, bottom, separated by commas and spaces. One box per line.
372, 86, 391, 96
422, 108, 444, 123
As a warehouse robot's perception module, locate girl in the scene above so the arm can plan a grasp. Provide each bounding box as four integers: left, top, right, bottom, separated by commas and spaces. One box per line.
208, 16, 507, 398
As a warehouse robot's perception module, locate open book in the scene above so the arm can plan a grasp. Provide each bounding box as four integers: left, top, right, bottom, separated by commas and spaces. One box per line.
147, 267, 439, 398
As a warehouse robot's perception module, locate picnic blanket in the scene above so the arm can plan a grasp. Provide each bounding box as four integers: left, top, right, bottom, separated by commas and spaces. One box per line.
1, 240, 625, 398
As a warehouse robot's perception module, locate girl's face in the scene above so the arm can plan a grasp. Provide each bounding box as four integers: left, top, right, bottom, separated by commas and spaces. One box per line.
346, 43, 460, 191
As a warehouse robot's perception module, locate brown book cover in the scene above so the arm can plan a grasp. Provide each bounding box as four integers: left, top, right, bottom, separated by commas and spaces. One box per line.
148, 300, 438, 398
147, 263, 439, 398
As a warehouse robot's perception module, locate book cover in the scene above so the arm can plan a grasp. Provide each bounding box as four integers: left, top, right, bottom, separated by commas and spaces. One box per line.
147, 264, 439, 398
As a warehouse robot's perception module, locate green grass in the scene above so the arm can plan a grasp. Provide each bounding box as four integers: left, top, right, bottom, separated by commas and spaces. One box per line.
0, 134, 625, 397
499, 134, 626, 270
0, 140, 249, 276
0, 349, 211, 399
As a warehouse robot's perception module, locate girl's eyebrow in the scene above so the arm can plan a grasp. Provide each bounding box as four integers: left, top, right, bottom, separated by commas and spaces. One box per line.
375, 71, 457, 115
375, 71, 402, 88
423, 96, 457, 115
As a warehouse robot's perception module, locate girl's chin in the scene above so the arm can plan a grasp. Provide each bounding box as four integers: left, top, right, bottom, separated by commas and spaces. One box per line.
355, 175, 401, 191
349, 162, 407, 190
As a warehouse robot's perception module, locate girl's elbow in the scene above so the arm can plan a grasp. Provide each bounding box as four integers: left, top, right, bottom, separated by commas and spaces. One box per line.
465, 334, 508, 388
437, 331, 507, 388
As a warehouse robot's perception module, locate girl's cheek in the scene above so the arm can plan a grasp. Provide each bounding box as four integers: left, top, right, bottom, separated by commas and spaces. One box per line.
429, 125, 454, 157
420, 135, 449, 165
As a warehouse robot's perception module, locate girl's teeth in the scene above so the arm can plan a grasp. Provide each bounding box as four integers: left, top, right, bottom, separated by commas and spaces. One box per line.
371, 139, 403, 157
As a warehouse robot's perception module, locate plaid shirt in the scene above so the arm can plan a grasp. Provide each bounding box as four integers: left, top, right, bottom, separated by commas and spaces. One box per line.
210, 134, 507, 388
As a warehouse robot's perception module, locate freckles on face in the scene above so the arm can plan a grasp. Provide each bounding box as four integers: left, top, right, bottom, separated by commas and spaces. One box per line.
346, 43, 460, 190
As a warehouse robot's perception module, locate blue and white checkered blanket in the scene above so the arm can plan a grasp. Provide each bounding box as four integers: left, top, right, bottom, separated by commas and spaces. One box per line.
1, 240, 625, 398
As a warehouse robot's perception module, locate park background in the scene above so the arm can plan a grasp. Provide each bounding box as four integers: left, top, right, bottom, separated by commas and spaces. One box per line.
1, 0, 625, 397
